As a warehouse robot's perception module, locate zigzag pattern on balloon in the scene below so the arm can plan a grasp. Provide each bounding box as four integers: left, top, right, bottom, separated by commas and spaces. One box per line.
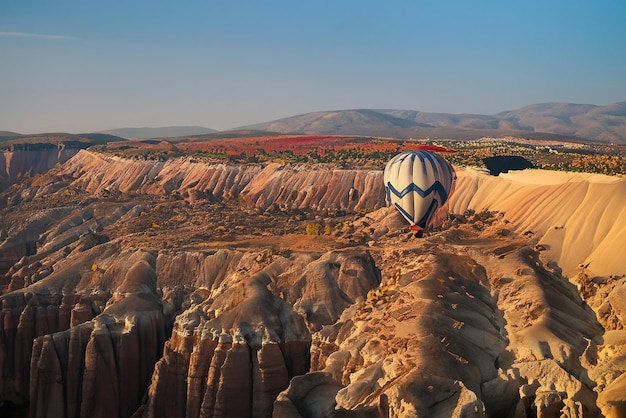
385, 180, 450, 203
392, 197, 439, 226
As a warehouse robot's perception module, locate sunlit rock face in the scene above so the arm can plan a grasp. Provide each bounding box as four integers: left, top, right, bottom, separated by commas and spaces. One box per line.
0, 214, 382, 418
37, 151, 626, 278
274, 210, 608, 418
141, 249, 380, 418
0, 243, 187, 415
240, 163, 385, 212
0, 143, 80, 193
450, 168, 626, 278
55, 150, 386, 212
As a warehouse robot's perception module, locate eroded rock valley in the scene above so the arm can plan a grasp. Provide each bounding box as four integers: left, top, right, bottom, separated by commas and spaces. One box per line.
1, 150, 626, 417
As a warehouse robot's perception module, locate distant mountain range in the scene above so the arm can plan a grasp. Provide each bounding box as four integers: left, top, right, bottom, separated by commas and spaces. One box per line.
0, 132, 125, 148
98, 126, 218, 139
0, 131, 23, 142
238, 102, 626, 144
3, 102, 626, 144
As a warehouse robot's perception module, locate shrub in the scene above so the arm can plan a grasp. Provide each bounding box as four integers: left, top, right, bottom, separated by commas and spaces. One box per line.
306, 223, 322, 235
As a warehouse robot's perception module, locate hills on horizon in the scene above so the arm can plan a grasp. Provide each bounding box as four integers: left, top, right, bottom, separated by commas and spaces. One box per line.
95, 101, 626, 144
98, 126, 218, 139
0, 132, 126, 148
3, 102, 626, 144
238, 101, 626, 144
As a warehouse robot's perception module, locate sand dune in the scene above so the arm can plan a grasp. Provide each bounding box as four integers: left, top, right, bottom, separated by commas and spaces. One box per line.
450, 168, 626, 278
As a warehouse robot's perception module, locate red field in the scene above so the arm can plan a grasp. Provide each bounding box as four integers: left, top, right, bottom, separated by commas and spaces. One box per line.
106, 134, 454, 159
179, 135, 406, 156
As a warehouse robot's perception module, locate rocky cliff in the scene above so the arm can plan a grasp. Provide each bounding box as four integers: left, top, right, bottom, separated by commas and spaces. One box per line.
1, 151, 626, 417
274, 209, 607, 417
38, 151, 626, 278
142, 249, 379, 418
0, 247, 166, 415
450, 168, 626, 278
0, 143, 81, 193
56, 150, 385, 212
29, 252, 166, 418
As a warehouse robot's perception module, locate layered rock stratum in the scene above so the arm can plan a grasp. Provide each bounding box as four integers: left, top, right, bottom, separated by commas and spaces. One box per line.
1, 149, 625, 417
0, 143, 81, 193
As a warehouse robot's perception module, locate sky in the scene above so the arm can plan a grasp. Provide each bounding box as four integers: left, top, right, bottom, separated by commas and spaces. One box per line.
1, 0, 625, 134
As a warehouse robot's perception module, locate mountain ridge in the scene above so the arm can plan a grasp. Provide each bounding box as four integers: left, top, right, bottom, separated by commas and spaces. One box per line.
98, 126, 218, 139
3, 102, 626, 144
236, 102, 626, 144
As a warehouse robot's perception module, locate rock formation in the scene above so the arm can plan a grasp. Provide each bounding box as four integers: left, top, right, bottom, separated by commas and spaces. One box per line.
0, 143, 81, 193
1, 249, 167, 417
13, 150, 623, 278
275, 209, 607, 417
1, 150, 626, 417
450, 168, 626, 278
141, 249, 379, 418
50, 150, 386, 212
29, 252, 166, 418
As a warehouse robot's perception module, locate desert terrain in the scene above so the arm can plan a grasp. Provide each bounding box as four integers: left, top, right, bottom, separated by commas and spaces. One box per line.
1, 136, 626, 418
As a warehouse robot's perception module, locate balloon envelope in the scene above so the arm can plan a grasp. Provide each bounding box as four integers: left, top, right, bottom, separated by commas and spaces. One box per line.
383, 150, 456, 229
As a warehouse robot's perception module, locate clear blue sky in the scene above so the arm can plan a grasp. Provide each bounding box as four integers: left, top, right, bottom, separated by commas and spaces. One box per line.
1, 0, 625, 133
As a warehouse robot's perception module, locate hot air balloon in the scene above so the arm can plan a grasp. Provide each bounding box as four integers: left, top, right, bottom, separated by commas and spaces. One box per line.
384, 149, 456, 231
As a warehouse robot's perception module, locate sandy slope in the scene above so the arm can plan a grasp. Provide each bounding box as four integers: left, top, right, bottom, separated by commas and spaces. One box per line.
450, 168, 626, 278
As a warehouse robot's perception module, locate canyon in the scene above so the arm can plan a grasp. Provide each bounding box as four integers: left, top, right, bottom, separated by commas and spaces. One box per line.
0, 143, 82, 194
1, 149, 625, 417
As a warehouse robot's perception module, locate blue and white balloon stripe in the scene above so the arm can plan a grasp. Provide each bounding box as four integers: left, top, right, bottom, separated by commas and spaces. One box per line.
383, 150, 456, 229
